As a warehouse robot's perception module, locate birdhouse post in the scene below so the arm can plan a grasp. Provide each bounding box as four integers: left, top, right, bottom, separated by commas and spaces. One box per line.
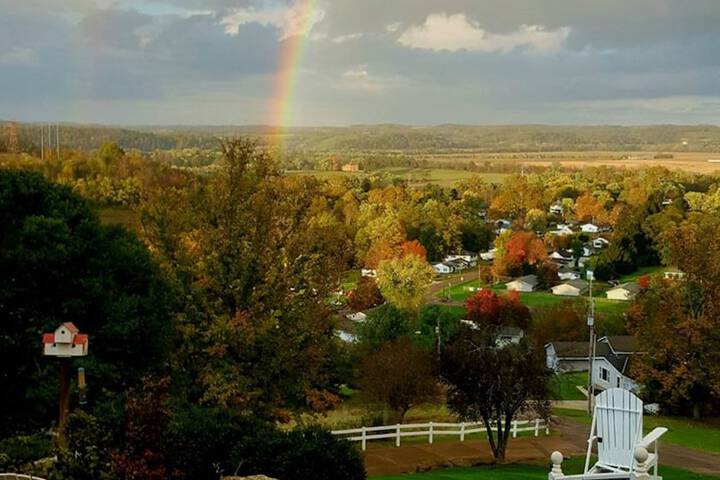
42, 322, 89, 437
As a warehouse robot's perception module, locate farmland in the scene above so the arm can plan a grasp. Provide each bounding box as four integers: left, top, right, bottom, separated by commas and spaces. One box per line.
286, 167, 509, 187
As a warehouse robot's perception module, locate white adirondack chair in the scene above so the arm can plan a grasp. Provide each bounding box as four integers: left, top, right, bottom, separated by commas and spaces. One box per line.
549, 388, 668, 480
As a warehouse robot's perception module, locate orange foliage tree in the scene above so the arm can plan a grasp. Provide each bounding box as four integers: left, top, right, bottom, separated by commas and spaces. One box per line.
465, 289, 531, 331
401, 239, 427, 260
574, 193, 606, 224
492, 231, 547, 279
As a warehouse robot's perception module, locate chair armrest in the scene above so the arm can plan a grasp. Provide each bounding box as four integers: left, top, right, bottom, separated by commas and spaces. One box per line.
637, 427, 668, 449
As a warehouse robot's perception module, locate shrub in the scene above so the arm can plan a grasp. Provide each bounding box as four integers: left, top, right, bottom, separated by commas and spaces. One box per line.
0, 433, 52, 473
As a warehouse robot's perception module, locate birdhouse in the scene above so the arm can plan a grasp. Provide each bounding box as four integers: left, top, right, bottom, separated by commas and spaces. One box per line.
42, 322, 89, 357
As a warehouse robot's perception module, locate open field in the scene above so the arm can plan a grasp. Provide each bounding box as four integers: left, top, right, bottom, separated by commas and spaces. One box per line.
372, 456, 719, 479
285, 168, 509, 187
416, 151, 720, 175
554, 408, 720, 454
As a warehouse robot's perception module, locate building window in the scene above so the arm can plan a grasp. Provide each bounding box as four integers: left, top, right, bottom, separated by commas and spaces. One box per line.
616, 377, 621, 388
599, 367, 610, 382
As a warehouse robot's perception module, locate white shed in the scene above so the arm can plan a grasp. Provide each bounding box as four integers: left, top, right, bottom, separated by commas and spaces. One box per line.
581, 223, 600, 233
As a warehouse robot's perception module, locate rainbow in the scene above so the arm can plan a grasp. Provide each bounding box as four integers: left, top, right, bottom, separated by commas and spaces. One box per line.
267, 0, 316, 147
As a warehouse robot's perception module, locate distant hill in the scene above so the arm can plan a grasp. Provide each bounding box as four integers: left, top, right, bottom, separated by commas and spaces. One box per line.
3, 122, 720, 153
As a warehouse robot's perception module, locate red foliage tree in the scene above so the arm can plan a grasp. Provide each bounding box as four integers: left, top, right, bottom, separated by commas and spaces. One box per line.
637, 274, 651, 289
465, 289, 531, 331
347, 277, 384, 311
401, 240, 427, 260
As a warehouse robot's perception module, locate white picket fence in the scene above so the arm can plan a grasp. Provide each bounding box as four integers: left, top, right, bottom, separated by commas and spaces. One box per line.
332, 418, 550, 451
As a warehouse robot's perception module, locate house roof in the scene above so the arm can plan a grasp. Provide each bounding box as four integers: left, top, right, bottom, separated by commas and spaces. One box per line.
609, 282, 640, 294
62, 322, 79, 334
508, 274, 538, 286
547, 341, 588, 358
565, 279, 588, 290
603, 335, 639, 354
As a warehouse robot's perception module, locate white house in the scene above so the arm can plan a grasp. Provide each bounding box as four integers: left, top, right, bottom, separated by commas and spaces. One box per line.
558, 268, 581, 281
550, 225, 574, 236
42, 322, 89, 358
346, 312, 367, 323
581, 223, 600, 233
445, 253, 478, 266
433, 262, 455, 274
663, 268, 686, 280
495, 327, 524, 348
549, 204, 564, 216
505, 274, 538, 292
606, 282, 640, 301
545, 336, 642, 392
361, 268, 377, 278
549, 251, 573, 263
592, 237, 610, 249
480, 248, 497, 261
551, 279, 588, 297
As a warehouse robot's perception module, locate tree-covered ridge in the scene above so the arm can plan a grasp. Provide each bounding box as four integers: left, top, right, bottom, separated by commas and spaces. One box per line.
6, 122, 720, 153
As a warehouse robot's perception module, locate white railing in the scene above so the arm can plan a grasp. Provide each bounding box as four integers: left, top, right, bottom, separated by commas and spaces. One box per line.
332, 418, 550, 451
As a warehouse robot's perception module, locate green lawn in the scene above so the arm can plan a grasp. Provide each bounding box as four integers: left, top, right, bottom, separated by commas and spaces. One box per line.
618, 265, 664, 283
554, 409, 720, 454
372, 456, 719, 479
439, 280, 629, 316
549, 372, 588, 401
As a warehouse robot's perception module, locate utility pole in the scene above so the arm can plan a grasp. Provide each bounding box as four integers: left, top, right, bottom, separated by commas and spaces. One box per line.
40, 125, 44, 160
586, 269, 596, 415
56, 124, 60, 160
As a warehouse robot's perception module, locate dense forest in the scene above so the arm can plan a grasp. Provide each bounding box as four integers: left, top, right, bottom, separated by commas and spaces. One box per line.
5, 121, 720, 154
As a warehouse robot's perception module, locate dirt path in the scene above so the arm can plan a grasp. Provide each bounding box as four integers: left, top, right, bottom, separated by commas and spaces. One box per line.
555, 416, 720, 477
363, 434, 585, 477
362, 417, 720, 477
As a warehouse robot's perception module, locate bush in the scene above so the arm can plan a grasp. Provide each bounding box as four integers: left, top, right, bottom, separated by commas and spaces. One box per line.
230, 426, 366, 480
163, 407, 275, 480
0, 433, 52, 473
51, 411, 116, 480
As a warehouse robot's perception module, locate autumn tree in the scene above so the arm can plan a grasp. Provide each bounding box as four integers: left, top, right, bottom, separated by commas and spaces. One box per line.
356, 304, 414, 352
574, 193, 606, 223
141, 139, 351, 417
465, 290, 531, 334
439, 331, 551, 461
629, 213, 720, 418
376, 254, 434, 311
401, 239, 427, 259
489, 174, 544, 221
536, 262, 560, 288
358, 337, 441, 422
492, 230, 547, 279
347, 276, 384, 311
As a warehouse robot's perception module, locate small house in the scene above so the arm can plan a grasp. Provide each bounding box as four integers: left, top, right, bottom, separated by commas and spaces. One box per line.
551, 279, 588, 297
505, 274, 538, 292
606, 282, 640, 301
558, 268, 581, 281
480, 248, 497, 261
592, 237, 610, 249
581, 223, 600, 233
42, 322, 89, 357
346, 312, 367, 323
433, 262, 455, 274
550, 225, 574, 236
445, 253, 478, 267
549, 204, 564, 216
495, 327, 524, 347
663, 268, 685, 280
360, 268, 377, 278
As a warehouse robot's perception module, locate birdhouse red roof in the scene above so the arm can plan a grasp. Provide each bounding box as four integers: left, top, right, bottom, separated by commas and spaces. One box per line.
42, 333, 55, 344
62, 322, 79, 334
73, 334, 89, 345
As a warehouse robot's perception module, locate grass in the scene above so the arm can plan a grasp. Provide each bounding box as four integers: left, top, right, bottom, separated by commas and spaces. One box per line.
371, 456, 720, 479
438, 280, 629, 316
553, 408, 720, 453
549, 372, 588, 401
342, 269, 361, 292
618, 265, 665, 283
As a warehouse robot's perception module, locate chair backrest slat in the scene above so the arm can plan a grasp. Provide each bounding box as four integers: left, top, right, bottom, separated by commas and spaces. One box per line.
594, 388, 643, 469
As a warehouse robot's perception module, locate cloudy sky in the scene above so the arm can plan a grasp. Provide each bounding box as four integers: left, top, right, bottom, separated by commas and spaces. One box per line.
2, 0, 720, 126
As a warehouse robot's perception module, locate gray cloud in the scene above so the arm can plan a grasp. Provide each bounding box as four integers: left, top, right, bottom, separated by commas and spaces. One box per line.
1, 0, 720, 125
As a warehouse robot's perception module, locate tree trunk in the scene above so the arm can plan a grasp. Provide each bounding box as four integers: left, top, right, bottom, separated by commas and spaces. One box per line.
693, 402, 701, 420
